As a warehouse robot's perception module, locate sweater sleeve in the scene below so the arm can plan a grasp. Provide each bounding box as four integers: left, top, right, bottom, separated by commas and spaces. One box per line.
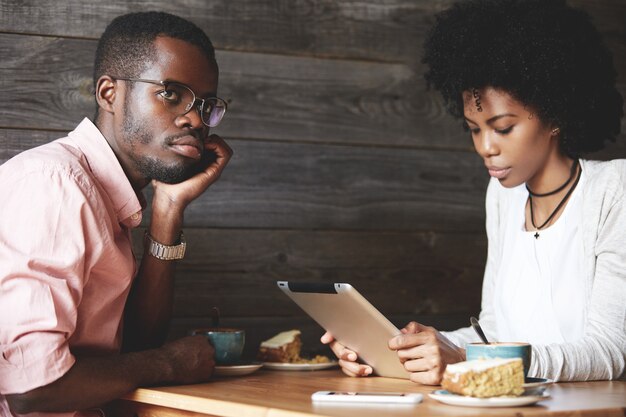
445, 164, 625, 381
530, 168, 626, 381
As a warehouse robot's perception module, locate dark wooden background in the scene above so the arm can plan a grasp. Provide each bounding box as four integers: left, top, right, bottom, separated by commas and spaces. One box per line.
1, 0, 625, 360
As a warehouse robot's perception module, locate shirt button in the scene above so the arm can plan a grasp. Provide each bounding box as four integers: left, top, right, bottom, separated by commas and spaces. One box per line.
130, 212, 140, 220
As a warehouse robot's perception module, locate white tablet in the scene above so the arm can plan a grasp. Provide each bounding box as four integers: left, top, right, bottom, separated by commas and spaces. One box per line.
277, 281, 409, 379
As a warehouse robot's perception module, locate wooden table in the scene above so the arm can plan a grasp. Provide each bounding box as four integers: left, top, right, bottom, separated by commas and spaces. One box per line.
112, 369, 626, 417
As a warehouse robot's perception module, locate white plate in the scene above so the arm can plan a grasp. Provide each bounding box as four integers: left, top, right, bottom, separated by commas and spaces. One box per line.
262, 361, 338, 371
429, 390, 550, 407
214, 362, 263, 377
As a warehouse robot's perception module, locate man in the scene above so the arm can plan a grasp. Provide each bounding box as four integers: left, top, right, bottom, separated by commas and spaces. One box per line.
0, 12, 232, 416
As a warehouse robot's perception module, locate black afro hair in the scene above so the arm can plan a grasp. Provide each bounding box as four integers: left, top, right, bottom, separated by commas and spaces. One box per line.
422, 0, 623, 157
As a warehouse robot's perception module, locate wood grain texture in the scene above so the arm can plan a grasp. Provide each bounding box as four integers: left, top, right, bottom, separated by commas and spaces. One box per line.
1, 0, 625, 335
140, 138, 488, 231
1, 0, 623, 65
0, 35, 96, 130
2, 127, 625, 169
131, 227, 486, 319
0, 34, 471, 149
0, 0, 454, 62
212, 51, 466, 148
111, 401, 207, 417
2, 43, 625, 150
0, 128, 65, 163
116, 376, 626, 417
1, 129, 489, 231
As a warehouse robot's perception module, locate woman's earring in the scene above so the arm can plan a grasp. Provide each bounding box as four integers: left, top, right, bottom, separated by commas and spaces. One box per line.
551, 127, 560, 136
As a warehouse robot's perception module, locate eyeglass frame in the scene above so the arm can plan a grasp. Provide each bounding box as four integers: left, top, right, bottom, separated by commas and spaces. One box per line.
112, 77, 227, 127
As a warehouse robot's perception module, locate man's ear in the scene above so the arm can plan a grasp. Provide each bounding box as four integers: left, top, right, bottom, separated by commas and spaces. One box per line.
95, 75, 118, 114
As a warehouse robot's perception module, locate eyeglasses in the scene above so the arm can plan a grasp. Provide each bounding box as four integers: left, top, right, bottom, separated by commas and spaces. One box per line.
114, 78, 227, 127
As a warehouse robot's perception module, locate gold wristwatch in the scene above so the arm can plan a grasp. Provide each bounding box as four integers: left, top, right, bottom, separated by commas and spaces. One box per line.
144, 231, 186, 260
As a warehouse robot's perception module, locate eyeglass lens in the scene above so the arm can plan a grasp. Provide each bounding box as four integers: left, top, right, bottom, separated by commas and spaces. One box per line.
160, 83, 226, 127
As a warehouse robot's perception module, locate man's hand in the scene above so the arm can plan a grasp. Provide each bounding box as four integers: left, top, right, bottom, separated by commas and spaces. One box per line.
320, 331, 372, 377
388, 321, 465, 385
5, 336, 216, 415
152, 134, 233, 213
159, 335, 215, 384
126, 136, 231, 353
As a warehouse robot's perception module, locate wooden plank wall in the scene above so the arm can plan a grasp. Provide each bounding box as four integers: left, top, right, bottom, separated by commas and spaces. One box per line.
1, 0, 625, 359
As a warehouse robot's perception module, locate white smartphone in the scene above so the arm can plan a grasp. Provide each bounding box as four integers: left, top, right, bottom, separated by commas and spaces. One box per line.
311, 391, 423, 404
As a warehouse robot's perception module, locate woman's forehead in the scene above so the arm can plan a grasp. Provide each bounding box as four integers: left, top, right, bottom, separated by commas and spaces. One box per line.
463, 88, 523, 112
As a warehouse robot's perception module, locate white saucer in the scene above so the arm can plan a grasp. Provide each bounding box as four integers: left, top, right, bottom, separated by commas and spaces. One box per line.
429, 389, 550, 407
262, 361, 338, 371
523, 377, 553, 394
214, 362, 263, 377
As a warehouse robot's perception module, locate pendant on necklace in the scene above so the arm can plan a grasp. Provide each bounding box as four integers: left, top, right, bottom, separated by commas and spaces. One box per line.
534, 232, 540, 239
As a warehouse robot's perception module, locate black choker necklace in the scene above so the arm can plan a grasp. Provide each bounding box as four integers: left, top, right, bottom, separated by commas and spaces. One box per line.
526, 160, 579, 197
528, 160, 581, 239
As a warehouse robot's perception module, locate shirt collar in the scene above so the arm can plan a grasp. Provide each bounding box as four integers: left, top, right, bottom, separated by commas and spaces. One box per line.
68, 118, 144, 228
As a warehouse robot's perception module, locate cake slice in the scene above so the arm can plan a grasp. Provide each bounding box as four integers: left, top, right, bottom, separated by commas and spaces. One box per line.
257, 329, 302, 362
442, 358, 525, 398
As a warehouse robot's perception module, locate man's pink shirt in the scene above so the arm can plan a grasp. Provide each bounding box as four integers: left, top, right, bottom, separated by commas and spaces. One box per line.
0, 118, 144, 415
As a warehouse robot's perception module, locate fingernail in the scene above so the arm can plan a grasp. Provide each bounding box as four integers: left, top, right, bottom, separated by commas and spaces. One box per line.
348, 352, 357, 361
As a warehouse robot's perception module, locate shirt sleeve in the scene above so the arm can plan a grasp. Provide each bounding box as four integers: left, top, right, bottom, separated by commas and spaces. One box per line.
0, 162, 106, 394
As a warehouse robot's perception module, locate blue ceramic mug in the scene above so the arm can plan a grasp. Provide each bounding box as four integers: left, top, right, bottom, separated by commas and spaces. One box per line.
189, 328, 245, 365
466, 342, 532, 377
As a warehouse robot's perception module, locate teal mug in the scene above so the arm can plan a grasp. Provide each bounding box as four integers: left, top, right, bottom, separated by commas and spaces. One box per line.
466, 342, 532, 377
189, 328, 245, 365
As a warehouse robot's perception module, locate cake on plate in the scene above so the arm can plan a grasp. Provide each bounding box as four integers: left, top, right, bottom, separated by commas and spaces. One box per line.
257, 329, 331, 364
442, 358, 525, 398
257, 329, 303, 363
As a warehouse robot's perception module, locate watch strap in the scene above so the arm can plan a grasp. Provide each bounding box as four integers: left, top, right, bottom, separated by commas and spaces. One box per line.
145, 231, 186, 260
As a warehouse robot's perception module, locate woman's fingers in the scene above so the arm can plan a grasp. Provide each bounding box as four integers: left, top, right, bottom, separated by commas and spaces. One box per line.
321, 331, 371, 377
338, 359, 372, 377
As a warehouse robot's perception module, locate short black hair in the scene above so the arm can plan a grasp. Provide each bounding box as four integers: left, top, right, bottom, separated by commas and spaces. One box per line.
422, 0, 623, 157
93, 11, 216, 116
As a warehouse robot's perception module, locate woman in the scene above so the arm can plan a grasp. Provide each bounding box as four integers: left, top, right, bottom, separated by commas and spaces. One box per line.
323, 0, 625, 384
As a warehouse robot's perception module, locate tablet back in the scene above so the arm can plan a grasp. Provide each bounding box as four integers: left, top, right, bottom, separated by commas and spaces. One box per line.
277, 281, 409, 379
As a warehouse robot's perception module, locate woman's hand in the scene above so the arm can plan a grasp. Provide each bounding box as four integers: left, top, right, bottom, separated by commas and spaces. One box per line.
320, 332, 372, 377
388, 321, 465, 385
